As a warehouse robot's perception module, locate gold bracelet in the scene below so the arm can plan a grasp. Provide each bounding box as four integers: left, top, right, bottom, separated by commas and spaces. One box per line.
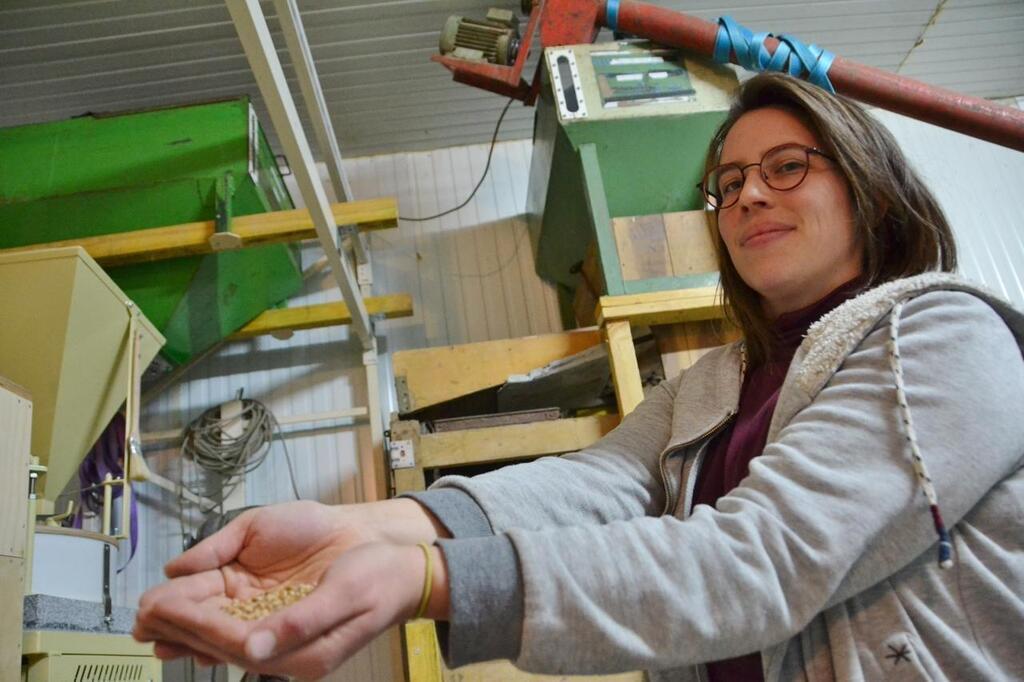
414, 542, 433, 620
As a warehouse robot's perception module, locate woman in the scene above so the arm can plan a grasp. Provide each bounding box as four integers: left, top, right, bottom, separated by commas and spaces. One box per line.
134, 73, 1024, 681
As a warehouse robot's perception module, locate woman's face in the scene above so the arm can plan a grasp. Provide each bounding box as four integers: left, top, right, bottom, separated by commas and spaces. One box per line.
716, 107, 862, 317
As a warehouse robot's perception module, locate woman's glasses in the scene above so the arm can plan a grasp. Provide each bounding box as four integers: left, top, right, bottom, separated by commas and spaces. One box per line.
698, 143, 834, 210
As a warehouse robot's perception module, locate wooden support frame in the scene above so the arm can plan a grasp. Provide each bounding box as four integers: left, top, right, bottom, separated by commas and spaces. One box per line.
597, 286, 723, 327
597, 287, 727, 416
0, 198, 397, 267
415, 414, 618, 469
392, 329, 603, 414
228, 294, 413, 340
603, 320, 644, 415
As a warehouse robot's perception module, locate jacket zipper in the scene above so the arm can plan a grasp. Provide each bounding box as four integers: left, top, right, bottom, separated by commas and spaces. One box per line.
658, 411, 736, 516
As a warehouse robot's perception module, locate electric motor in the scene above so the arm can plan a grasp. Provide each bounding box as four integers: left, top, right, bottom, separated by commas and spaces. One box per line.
440, 9, 520, 66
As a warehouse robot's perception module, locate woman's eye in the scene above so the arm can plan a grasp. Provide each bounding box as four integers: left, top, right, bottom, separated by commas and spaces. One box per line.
772, 160, 806, 175
719, 178, 743, 195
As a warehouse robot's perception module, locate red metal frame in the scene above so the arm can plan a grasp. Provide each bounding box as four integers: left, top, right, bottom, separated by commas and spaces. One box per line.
432, 0, 1024, 152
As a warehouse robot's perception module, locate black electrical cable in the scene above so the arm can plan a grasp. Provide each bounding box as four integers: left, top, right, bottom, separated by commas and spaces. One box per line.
398, 97, 515, 222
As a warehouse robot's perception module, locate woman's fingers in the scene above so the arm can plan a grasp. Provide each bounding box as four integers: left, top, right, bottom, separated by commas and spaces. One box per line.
139, 567, 229, 613
137, 539, 425, 679
166, 511, 254, 578
249, 609, 388, 680
151, 640, 224, 671
137, 598, 244, 661
240, 575, 369, 662
151, 595, 255, 653
243, 544, 420, 664
152, 640, 210, 662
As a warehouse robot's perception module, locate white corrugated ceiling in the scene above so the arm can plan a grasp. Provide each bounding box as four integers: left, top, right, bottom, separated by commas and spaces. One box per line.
1, 0, 1021, 158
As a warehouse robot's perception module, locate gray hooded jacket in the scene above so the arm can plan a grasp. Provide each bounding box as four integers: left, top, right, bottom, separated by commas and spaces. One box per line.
410, 274, 1024, 681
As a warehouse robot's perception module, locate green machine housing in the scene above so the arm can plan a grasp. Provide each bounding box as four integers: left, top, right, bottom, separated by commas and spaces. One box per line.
526, 41, 739, 324
0, 97, 303, 366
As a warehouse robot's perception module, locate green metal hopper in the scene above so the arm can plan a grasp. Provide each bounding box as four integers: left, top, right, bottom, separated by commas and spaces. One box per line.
0, 97, 302, 366
526, 42, 737, 323
0, 247, 165, 503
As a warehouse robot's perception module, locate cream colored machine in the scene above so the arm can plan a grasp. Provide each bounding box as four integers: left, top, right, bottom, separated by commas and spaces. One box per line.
0, 247, 164, 682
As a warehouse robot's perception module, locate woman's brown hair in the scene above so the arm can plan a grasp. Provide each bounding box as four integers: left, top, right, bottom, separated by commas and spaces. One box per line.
704, 72, 958, 367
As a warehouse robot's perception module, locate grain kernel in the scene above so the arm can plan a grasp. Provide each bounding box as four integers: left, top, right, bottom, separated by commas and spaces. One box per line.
222, 583, 315, 621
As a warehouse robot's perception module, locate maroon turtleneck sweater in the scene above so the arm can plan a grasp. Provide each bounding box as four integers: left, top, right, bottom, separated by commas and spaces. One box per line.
692, 278, 864, 682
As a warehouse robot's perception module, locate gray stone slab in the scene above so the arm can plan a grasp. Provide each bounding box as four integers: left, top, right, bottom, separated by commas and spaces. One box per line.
23, 594, 136, 634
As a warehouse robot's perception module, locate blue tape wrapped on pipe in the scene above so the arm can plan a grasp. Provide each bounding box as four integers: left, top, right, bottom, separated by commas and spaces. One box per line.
714, 16, 836, 93
606, 0, 620, 32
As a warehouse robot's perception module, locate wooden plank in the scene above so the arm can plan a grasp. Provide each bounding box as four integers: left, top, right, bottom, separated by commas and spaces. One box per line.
597, 287, 725, 327
417, 414, 620, 469
392, 329, 603, 413
0, 382, 30, 682
0, 382, 31, 560
0, 557, 25, 682
621, 274, 719, 295
228, 294, 413, 340
652, 320, 741, 379
664, 210, 719, 276
404, 620, 444, 682
613, 214, 673, 281
604, 321, 644, 416
0, 197, 399, 267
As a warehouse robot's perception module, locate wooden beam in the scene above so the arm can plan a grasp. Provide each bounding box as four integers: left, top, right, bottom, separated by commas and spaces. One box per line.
604, 320, 645, 416
597, 286, 726, 327
417, 414, 620, 469
229, 293, 412, 340
392, 329, 603, 413
0, 197, 398, 267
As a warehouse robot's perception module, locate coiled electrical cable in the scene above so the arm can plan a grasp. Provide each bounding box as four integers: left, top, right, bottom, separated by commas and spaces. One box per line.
180, 397, 302, 504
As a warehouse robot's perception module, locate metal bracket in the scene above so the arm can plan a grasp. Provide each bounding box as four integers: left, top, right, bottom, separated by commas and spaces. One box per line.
357, 261, 373, 286
338, 224, 359, 240
388, 438, 416, 469
102, 543, 113, 629
209, 171, 243, 251
395, 375, 412, 414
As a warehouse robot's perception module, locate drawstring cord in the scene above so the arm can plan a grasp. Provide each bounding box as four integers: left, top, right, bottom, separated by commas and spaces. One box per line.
887, 301, 954, 569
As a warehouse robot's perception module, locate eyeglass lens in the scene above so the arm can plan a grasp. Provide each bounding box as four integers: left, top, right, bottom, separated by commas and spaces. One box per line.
704, 145, 812, 209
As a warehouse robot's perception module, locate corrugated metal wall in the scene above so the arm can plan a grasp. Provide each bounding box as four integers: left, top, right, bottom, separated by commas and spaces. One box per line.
874, 106, 1024, 307
123, 138, 559, 681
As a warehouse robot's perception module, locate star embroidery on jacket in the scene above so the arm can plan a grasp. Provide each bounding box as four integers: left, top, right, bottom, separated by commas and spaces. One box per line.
885, 643, 912, 665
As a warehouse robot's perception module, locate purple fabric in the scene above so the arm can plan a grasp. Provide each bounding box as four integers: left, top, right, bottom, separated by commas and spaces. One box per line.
75, 412, 138, 568
693, 277, 863, 682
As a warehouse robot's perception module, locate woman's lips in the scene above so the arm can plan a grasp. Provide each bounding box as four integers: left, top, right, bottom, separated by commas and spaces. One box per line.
741, 225, 794, 247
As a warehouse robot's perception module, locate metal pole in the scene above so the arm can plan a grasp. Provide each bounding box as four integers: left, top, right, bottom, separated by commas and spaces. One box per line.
606, 0, 1024, 152
271, 0, 353, 204
226, 0, 374, 348
271, 0, 371, 268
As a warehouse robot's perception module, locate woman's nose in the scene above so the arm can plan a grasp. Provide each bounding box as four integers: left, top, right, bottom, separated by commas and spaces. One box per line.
736, 169, 772, 208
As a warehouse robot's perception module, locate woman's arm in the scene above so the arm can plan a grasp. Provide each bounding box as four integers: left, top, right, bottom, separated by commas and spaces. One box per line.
418, 370, 685, 535
438, 291, 1024, 674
